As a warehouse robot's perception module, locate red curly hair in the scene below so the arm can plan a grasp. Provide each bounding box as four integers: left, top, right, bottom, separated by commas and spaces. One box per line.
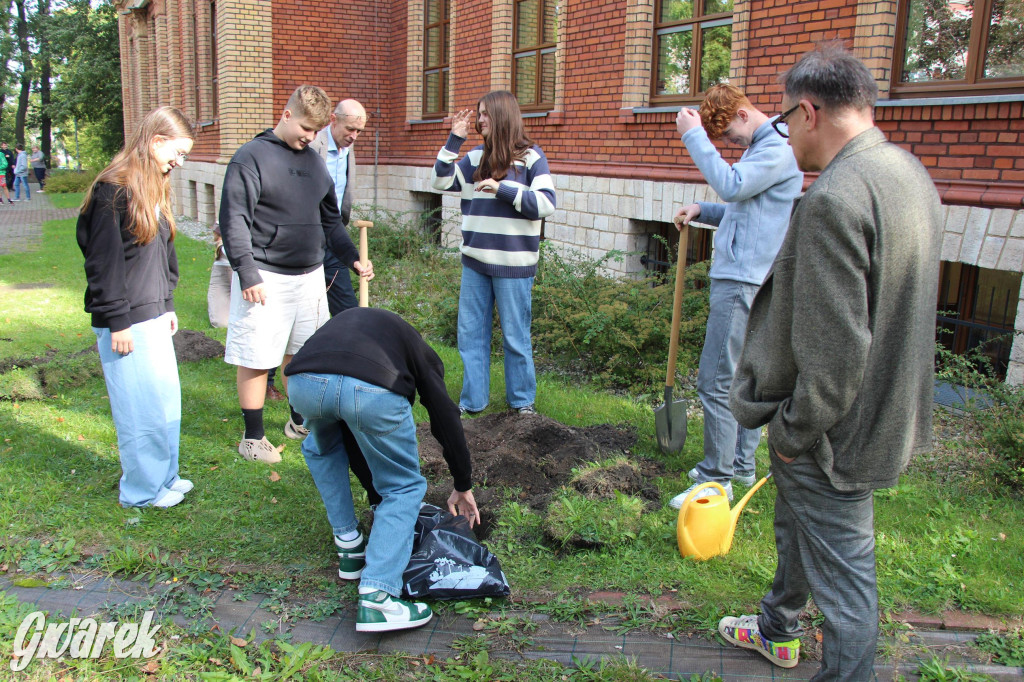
699, 84, 753, 140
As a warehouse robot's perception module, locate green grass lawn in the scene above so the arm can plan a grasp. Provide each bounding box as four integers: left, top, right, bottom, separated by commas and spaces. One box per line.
1, 215, 1023, 679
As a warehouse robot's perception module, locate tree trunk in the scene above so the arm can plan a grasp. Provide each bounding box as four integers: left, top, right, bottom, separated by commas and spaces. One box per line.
38, 0, 52, 165
14, 0, 33, 148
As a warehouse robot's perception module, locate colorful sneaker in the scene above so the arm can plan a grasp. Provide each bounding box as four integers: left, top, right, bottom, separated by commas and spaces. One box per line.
668, 480, 733, 509
334, 532, 366, 580
284, 418, 309, 440
718, 614, 800, 669
356, 590, 432, 632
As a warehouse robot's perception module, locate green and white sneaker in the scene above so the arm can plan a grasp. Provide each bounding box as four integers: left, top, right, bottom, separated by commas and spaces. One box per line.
718, 614, 800, 668
356, 590, 432, 632
334, 532, 366, 580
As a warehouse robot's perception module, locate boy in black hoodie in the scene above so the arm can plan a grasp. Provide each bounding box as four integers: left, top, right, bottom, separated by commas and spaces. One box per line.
219, 85, 374, 464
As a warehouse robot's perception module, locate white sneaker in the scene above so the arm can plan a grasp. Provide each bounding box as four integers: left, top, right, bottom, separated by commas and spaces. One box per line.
356, 590, 432, 632
169, 479, 194, 494
152, 489, 185, 508
668, 480, 733, 510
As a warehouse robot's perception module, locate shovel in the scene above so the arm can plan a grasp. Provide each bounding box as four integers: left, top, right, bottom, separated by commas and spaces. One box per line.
353, 220, 373, 307
655, 227, 689, 454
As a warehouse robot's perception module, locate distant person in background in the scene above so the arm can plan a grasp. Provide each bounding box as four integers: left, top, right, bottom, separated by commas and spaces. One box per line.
76, 106, 195, 509
12, 145, 30, 202
1, 142, 14, 196
0, 147, 11, 204
30, 146, 45, 191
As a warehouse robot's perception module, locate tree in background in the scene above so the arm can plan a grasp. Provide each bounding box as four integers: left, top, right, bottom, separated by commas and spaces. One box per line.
46, 0, 123, 163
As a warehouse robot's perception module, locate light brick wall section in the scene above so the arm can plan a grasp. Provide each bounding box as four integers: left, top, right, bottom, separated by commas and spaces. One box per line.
853, 0, 897, 98
620, 0, 653, 109
216, 0, 273, 159
490, 0, 512, 94
155, 15, 169, 106
406, 0, 425, 122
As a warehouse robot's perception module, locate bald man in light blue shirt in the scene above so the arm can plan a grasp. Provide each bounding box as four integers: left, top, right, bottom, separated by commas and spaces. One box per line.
310, 99, 367, 314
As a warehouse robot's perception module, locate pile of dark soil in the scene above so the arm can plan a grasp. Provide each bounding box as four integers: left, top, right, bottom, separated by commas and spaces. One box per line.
172, 329, 225, 362
417, 411, 665, 537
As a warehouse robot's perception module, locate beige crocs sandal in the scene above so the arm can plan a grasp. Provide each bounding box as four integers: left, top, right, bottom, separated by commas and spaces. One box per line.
238, 436, 283, 464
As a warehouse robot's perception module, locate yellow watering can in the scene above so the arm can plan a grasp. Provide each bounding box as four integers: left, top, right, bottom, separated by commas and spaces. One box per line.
677, 473, 772, 560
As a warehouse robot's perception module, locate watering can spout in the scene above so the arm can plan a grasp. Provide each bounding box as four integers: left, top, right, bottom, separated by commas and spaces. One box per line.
721, 472, 773, 554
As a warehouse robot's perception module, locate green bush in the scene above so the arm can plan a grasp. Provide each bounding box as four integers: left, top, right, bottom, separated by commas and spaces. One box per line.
356, 206, 711, 395
44, 168, 100, 194
533, 243, 709, 391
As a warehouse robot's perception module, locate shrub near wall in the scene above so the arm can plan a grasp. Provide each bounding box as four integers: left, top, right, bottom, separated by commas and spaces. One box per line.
533, 244, 710, 391
361, 208, 711, 395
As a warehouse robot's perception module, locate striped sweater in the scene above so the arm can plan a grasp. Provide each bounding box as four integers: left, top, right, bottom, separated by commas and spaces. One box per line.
431, 133, 556, 278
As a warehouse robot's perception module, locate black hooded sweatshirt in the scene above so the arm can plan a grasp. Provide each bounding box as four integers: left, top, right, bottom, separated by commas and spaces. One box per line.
219, 129, 360, 291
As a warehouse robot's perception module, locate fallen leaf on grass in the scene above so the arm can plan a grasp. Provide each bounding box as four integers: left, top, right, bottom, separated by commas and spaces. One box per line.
252, 667, 262, 676
815, 631, 823, 642
141, 660, 159, 674
998, 533, 1007, 541
208, 657, 223, 666
230, 636, 247, 647
270, 497, 278, 504
275, 443, 285, 453
269, 471, 281, 482
209, 466, 218, 471
56, 417, 64, 422
77, 434, 85, 441
472, 619, 487, 631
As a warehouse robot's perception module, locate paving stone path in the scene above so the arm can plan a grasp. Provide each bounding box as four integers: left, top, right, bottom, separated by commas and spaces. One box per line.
0, 192, 79, 255
1, 196, 1021, 680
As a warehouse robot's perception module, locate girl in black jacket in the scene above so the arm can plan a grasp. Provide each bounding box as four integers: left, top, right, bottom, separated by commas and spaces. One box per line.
77, 107, 195, 508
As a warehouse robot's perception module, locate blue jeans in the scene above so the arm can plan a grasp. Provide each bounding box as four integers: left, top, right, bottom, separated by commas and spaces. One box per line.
13, 176, 30, 200
694, 278, 761, 482
458, 265, 536, 411
758, 452, 877, 681
93, 315, 182, 506
289, 372, 425, 597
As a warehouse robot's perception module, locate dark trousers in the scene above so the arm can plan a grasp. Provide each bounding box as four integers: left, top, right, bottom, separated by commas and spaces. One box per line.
758, 451, 878, 681
323, 251, 358, 316
34, 167, 45, 189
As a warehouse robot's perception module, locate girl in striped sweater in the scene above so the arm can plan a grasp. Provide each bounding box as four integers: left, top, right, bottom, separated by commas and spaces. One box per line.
430, 90, 556, 415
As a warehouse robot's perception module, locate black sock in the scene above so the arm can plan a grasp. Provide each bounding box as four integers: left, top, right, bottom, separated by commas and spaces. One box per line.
289, 404, 303, 425
242, 408, 265, 440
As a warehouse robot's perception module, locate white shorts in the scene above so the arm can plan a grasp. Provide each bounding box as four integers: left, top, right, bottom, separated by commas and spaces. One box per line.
224, 267, 329, 369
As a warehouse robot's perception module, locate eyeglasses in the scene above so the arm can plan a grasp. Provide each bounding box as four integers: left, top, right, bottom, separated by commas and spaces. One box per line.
175, 151, 190, 163
771, 103, 820, 138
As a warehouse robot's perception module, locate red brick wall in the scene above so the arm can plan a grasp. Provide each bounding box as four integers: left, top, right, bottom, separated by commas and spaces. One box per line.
270, 0, 387, 127
255, 0, 1022, 207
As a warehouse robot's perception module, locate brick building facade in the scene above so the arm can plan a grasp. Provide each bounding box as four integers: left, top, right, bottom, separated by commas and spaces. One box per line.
117, 0, 1024, 380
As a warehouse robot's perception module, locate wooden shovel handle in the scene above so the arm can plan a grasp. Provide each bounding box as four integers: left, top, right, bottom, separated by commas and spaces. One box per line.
353, 220, 373, 307
665, 229, 688, 388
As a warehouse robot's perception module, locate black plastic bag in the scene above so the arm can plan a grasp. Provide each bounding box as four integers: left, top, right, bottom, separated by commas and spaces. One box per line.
402, 504, 511, 600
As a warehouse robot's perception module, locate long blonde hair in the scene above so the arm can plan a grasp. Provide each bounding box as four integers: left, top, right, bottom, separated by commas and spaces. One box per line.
82, 107, 194, 244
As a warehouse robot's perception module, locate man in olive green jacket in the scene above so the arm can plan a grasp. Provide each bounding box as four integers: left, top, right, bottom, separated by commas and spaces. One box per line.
721, 44, 942, 680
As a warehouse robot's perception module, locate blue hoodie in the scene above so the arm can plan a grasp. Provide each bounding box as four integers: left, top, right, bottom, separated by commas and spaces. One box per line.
682, 120, 803, 286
